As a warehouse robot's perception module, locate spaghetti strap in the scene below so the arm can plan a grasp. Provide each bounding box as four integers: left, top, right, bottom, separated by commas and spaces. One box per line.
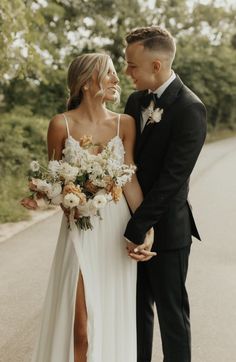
62, 114, 70, 137
117, 114, 121, 137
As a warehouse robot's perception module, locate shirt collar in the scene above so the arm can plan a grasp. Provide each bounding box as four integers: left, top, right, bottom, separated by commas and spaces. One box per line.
151, 71, 176, 98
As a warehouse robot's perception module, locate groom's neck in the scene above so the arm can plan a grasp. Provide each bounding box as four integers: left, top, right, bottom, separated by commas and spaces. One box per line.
152, 69, 172, 91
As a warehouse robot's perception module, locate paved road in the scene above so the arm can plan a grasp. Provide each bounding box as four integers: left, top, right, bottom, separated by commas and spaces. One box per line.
0, 137, 236, 362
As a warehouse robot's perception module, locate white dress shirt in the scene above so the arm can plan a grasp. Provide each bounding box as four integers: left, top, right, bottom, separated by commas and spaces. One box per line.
141, 71, 176, 132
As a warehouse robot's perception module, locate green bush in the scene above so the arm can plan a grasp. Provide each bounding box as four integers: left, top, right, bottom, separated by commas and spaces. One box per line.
0, 110, 49, 223
0, 175, 30, 223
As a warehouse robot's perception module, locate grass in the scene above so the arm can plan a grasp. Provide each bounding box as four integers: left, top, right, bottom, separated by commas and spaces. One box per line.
206, 128, 236, 143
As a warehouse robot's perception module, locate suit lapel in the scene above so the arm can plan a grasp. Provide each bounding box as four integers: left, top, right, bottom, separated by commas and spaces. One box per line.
157, 75, 184, 110
129, 91, 145, 158
136, 75, 184, 157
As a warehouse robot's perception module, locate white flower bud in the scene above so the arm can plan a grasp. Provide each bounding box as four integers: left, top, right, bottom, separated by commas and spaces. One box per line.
30, 160, 40, 172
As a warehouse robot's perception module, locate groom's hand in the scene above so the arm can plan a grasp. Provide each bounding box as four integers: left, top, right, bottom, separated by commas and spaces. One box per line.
128, 243, 157, 262
129, 249, 157, 262
126, 236, 157, 262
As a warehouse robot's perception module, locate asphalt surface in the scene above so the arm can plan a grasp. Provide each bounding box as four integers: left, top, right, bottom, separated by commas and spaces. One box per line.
0, 137, 236, 362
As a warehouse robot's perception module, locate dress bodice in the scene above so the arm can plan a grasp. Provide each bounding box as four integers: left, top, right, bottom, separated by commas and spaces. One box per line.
61, 113, 125, 166
62, 134, 125, 165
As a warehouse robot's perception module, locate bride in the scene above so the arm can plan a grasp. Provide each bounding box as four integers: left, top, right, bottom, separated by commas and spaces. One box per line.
30, 53, 155, 362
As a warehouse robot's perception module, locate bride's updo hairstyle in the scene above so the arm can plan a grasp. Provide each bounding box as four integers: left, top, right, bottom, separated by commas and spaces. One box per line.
67, 53, 120, 110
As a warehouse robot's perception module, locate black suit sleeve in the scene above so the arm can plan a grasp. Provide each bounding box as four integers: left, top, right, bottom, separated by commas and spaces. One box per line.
124, 102, 207, 244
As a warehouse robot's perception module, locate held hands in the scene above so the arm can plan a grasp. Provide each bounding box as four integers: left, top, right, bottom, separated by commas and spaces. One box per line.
126, 228, 156, 262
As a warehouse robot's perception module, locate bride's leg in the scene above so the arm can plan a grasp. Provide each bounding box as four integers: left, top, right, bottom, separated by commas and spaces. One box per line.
74, 272, 88, 362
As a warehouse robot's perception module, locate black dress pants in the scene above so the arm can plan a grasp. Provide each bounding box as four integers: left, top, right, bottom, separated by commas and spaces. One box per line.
137, 245, 191, 362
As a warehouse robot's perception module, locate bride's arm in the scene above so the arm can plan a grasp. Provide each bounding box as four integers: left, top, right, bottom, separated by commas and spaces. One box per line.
47, 115, 67, 161
21, 115, 66, 210
121, 115, 143, 213
47, 115, 72, 218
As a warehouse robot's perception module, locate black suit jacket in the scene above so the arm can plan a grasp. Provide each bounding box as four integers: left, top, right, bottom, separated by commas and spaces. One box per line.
124, 75, 207, 251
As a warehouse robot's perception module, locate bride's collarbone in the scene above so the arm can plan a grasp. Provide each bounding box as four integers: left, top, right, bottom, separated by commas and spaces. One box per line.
69, 126, 119, 146
69, 132, 117, 145
69, 113, 118, 129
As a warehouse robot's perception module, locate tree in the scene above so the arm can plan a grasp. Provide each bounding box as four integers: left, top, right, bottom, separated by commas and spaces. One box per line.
0, 0, 47, 81
1, 0, 236, 127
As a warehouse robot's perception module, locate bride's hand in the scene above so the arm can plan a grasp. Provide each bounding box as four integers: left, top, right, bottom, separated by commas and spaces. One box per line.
128, 228, 156, 262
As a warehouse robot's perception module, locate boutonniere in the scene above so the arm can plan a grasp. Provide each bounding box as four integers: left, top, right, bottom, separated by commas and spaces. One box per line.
144, 100, 164, 126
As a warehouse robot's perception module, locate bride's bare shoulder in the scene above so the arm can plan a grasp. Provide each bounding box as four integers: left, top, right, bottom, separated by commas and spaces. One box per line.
119, 114, 136, 139
47, 113, 70, 143
120, 113, 135, 123
120, 113, 136, 129
107, 110, 134, 123
49, 113, 67, 129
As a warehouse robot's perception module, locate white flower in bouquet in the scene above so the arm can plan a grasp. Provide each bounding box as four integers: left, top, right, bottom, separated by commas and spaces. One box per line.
86, 162, 103, 175
67, 145, 88, 168
48, 160, 61, 176
59, 163, 79, 183
34, 179, 52, 193
86, 155, 104, 175
95, 154, 106, 167
115, 174, 131, 186
77, 199, 97, 217
51, 194, 63, 205
113, 164, 136, 186
89, 176, 107, 188
77, 154, 90, 175
106, 159, 120, 176
63, 193, 81, 208
23, 134, 137, 231
63, 141, 82, 165
65, 149, 78, 165
30, 160, 40, 172
92, 194, 107, 209
47, 182, 62, 199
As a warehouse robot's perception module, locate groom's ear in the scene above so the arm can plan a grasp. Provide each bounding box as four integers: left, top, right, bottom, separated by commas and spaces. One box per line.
152, 59, 161, 73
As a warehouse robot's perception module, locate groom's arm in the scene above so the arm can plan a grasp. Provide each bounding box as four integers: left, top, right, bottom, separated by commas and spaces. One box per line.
124, 102, 207, 245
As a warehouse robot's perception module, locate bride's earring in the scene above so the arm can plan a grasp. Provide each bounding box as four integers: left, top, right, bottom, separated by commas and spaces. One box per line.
84, 85, 89, 91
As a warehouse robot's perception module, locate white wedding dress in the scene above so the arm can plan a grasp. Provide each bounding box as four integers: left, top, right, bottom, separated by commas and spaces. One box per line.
31, 114, 137, 362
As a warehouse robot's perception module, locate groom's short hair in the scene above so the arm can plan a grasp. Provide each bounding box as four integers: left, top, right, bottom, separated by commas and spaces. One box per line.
126, 26, 176, 66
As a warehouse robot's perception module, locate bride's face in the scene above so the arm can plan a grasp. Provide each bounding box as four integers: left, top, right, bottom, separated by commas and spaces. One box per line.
90, 59, 120, 103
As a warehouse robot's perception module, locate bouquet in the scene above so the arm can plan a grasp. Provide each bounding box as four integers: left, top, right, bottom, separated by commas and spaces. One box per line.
21, 135, 136, 230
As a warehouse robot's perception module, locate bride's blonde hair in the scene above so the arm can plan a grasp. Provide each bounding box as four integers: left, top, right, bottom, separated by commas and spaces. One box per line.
67, 53, 120, 110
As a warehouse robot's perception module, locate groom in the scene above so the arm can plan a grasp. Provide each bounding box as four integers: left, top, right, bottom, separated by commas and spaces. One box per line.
124, 26, 207, 362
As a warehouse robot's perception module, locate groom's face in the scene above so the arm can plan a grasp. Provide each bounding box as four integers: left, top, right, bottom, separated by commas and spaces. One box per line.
125, 42, 160, 91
